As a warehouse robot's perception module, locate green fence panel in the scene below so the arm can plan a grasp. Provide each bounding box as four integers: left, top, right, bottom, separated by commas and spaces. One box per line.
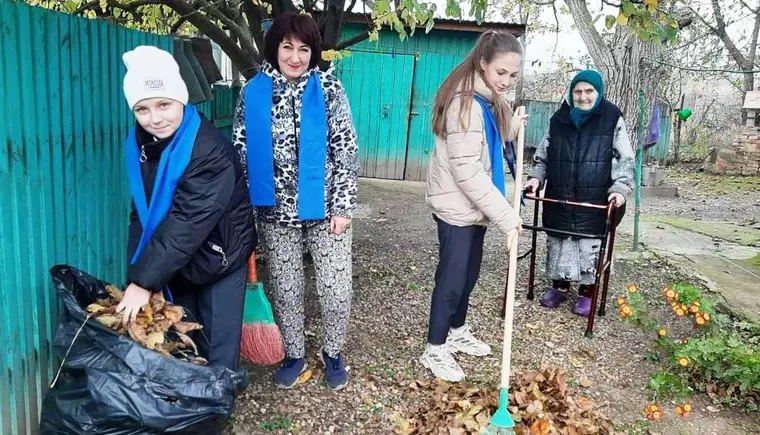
0, 2, 173, 434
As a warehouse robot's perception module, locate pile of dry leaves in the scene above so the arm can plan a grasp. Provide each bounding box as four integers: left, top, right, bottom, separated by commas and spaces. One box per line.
85, 284, 207, 364
402, 366, 615, 435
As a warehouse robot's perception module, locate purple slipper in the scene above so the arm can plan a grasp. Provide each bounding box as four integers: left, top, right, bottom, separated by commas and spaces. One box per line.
539, 288, 568, 308
572, 296, 592, 317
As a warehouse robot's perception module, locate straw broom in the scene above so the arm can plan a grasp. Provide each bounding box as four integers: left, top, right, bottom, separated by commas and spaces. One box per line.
239, 252, 284, 365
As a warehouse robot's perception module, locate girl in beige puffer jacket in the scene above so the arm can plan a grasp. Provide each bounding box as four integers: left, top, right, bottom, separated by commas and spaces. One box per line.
421, 31, 526, 383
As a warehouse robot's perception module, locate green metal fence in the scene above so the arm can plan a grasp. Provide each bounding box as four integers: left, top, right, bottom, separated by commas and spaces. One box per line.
523, 100, 560, 148
0, 2, 176, 434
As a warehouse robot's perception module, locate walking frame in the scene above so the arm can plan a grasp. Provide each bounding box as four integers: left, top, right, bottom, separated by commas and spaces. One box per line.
501, 189, 621, 338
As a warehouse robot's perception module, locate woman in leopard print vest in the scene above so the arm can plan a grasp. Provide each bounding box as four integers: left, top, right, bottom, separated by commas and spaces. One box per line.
232, 12, 360, 391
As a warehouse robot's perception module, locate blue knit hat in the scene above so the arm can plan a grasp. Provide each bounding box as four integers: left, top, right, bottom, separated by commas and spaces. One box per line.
568, 69, 604, 127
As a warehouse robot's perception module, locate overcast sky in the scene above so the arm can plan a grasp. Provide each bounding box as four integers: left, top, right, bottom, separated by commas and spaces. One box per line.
493, 0, 755, 75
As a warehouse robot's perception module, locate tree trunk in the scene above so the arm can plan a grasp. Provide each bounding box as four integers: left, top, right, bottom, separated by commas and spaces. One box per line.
745, 71, 756, 94
321, 0, 347, 50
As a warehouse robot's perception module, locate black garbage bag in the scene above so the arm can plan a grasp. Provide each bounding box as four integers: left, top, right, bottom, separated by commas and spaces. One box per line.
40, 265, 249, 435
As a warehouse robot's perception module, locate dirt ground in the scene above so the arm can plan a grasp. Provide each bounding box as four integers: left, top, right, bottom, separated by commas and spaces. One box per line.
227, 171, 760, 435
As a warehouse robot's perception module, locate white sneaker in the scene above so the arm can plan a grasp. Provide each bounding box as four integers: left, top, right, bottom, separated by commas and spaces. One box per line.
447, 324, 492, 356
420, 344, 465, 382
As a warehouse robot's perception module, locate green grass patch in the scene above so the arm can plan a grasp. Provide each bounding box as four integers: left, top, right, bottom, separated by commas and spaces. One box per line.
748, 252, 760, 268
259, 416, 293, 431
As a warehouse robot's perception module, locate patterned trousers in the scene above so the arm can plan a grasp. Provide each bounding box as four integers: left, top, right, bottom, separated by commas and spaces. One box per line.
258, 220, 353, 359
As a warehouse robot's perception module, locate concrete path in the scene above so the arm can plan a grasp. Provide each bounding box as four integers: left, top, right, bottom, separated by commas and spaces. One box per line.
616, 214, 760, 321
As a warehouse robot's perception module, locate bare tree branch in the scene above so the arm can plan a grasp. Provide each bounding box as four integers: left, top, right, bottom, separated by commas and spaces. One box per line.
708, 0, 750, 66
689, 0, 758, 93
73, 0, 163, 15
168, 0, 257, 78
748, 6, 760, 68
526, 0, 557, 5
241, 0, 265, 54
170, 16, 188, 32
192, 0, 257, 56
303, 0, 319, 13
738, 0, 760, 15
347, 0, 358, 14
318, 0, 331, 28
336, 29, 372, 49
551, 1, 559, 52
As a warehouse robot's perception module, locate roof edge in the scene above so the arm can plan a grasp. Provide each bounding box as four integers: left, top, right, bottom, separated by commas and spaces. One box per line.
342, 13, 526, 37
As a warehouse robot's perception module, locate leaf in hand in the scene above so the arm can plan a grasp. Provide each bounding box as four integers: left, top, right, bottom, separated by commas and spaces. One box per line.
173, 321, 203, 334
174, 332, 199, 354
145, 331, 165, 350
127, 319, 149, 345
149, 291, 166, 313
142, 302, 153, 324
106, 284, 124, 302
95, 313, 122, 328
163, 305, 184, 323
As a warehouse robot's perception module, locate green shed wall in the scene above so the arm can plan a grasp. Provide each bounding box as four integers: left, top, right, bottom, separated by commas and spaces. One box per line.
336, 23, 480, 181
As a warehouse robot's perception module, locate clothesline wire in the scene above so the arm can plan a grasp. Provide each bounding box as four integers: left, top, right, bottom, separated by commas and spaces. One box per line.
524, 58, 760, 74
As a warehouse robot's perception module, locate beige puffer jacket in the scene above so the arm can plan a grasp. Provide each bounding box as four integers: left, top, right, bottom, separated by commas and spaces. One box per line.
425, 76, 521, 234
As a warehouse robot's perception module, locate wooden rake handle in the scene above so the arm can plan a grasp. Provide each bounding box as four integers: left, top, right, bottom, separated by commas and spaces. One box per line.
247, 252, 258, 282
500, 105, 526, 390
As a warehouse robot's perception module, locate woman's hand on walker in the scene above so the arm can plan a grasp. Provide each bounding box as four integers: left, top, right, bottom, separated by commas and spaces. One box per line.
116, 283, 151, 324
330, 216, 351, 235
608, 192, 625, 207
524, 178, 540, 194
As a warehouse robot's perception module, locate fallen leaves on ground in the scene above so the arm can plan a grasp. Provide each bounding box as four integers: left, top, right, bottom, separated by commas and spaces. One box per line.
404, 366, 615, 435
86, 288, 207, 364
298, 369, 313, 384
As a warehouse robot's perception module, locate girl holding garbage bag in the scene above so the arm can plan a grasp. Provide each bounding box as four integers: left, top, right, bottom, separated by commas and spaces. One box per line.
523, 70, 633, 317
232, 12, 360, 390
422, 31, 527, 382
117, 46, 256, 372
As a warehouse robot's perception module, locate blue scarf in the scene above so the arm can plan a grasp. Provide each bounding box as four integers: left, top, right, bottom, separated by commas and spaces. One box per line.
474, 95, 508, 196
125, 104, 201, 267
244, 71, 327, 220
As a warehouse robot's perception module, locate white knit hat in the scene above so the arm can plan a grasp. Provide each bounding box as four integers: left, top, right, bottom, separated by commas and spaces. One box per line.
122, 46, 189, 109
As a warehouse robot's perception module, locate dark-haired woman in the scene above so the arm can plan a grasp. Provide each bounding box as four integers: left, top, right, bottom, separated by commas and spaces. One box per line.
232, 12, 359, 391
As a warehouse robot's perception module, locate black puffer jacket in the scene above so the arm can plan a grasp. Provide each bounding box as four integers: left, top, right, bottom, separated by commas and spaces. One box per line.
543, 99, 625, 237
126, 114, 256, 290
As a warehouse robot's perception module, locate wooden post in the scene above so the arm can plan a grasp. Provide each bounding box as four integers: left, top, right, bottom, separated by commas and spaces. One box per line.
673, 94, 685, 166
633, 90, 644, 251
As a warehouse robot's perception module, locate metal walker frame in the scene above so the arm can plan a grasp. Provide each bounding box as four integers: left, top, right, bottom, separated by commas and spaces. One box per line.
502, 190, 621, 338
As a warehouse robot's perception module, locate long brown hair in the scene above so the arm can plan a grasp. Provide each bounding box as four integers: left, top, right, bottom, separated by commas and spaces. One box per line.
431, 31, 522, 139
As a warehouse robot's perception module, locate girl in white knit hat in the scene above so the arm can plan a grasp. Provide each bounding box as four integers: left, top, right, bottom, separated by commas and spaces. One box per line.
118, 45, 256, 373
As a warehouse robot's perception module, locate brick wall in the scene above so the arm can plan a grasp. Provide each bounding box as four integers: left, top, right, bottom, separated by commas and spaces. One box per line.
706, 126, 760, 176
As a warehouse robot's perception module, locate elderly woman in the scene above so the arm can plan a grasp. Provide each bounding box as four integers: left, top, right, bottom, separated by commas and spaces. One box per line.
524, 70, 634, 317
232, 12, 359, 390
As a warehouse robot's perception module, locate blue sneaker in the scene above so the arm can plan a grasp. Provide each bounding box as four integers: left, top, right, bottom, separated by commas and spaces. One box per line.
274, 358, 306, 389
320, 349, 348, 390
